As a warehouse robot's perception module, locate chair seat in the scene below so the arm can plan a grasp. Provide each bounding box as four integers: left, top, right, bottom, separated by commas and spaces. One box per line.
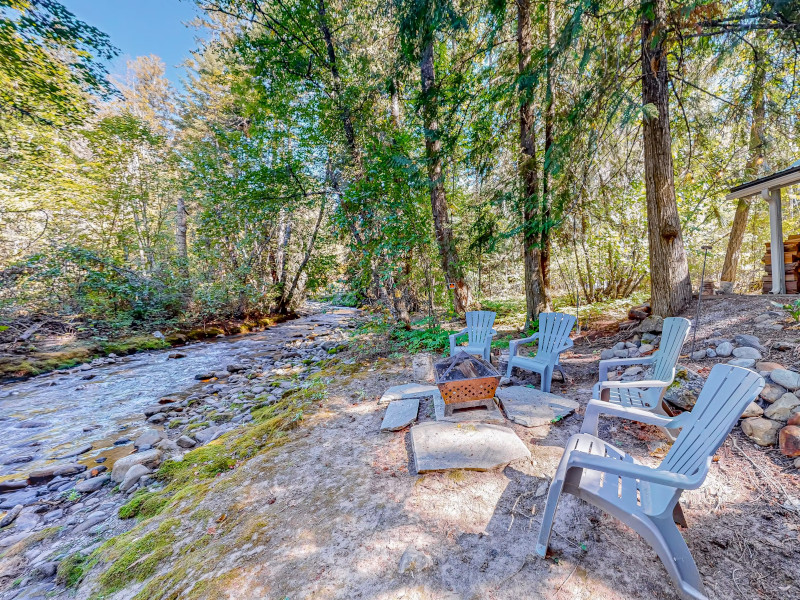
509, 354, 549, 372
591, 383, 660, 410
566, 434, 672, 517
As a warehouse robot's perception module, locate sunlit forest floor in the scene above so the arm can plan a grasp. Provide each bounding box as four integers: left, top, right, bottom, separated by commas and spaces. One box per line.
50, 294, 796, 600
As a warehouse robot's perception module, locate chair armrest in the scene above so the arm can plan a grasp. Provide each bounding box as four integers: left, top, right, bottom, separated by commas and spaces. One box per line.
556, 338, 574, 355
598, 379, 669, 390
583, 399, 692, 429
598, 355, 656, 381
449, 328, 468, 354
509, 333, 540, 357
567, 451, 700, 489
490, 329, 498, 336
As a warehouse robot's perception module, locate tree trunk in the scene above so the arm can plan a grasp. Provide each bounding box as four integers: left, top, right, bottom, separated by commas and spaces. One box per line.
175, 195, 189, 281
277, 201, 326, 313
518, 0, 546, 327
420, 40, 470, 314
540, 0, 554, 309
641, 0, 691, 317
720, 37, 767, 287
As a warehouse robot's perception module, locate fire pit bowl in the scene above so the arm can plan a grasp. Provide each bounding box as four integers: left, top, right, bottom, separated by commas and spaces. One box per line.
434, 351, 501, 416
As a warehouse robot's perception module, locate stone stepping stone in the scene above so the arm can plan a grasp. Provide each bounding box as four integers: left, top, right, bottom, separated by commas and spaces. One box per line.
378, 383, 438, 405
411, 422, 531, 473
380, 398, 420, 432
495, 386, 580, 427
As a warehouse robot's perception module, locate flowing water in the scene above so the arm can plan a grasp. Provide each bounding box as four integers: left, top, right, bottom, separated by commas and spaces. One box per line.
0, 306, 352, 483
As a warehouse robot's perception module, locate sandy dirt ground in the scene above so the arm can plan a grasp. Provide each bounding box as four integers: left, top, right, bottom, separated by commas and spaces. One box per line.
68, 296, 800, 600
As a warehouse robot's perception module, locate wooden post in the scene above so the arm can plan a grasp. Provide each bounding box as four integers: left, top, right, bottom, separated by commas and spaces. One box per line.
765, 188, 785, 294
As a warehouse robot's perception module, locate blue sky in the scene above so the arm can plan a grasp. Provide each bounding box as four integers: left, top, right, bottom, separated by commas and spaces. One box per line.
62, 0, 202, 87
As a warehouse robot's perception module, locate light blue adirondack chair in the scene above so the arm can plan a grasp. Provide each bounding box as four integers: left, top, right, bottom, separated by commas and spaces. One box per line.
586, 316, 691, 440
537, 364, 764, 600
449, 310, 497, 362
506, 312, 576, 393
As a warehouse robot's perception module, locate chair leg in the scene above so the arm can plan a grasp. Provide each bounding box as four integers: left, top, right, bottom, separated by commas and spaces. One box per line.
649, 514, 707, 600
535, 473, 567, 557
541, 366, 552, 393
655, 400, 680, 442
579, 402, 601, 436
506, 361, 513, 379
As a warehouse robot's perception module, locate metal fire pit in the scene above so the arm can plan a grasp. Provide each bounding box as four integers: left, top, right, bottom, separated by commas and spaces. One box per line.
434, 351, 501, 416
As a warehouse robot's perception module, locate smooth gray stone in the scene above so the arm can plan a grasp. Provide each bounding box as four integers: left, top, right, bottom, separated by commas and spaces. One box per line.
378, 383, 438, 405
770, 369, 800, 391
728, 358, 755, 368
734, 334, 765, 352
75, 475, 109, 493
380, 398, 420, 432
732, 346, 762, 360
495, 386, 580, 423
411, 422, 531, 473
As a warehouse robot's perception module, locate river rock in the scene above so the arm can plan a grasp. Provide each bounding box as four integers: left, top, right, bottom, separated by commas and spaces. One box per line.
195, 372, 215, 380
691, 350, 706, 360
13, 511, 41, 531
639, 344, 655, 354
55, 443, 93, 459
193, 426, 224, 445
143, 405, 166, 417
741, 402, 764, 418
728, 358, 756, 368
0, 504, 22, 528
2, 454, 34, 465
0, 532, 31, 548
600, 349, 615, 360
0, 480, 27, 492
120, 464, 151, 492
226, 363, 245, 373
176, 435, 196, 449
770, 369, 800, 391
134, 430, 163, 449
27, 467, 59, 485
168, 352, 186, 359
734, 334, 766, 352
774, 341, 794, 351
761, 383, 787, 404
764, 393, 800, 422
147, 413, 166, 424
732, 347, 762, 360
637, 316, 664, 333
779, 426, 800, 457
0, 489, 40, 509
75, 475, 109, 493
741, 417, 781, 446
53, 463, 86, 477
715, 341, 733, 357
111, 449, 162, 483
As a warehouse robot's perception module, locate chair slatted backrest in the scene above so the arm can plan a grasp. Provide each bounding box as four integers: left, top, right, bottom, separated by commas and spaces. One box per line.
651, 317, 691, 383
660, 364, 764, 479
537, 312, 576, 359
466, 311, 496, 347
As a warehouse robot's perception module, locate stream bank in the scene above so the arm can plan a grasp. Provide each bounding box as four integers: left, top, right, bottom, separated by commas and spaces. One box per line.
0, 305, 361, 599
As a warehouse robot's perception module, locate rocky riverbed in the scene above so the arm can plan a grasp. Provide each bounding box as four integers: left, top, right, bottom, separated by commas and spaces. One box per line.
0, 305, 360, 599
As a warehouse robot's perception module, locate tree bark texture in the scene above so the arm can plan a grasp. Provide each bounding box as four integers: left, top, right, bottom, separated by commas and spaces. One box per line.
175, 195, 188, 279
641, 0, 691, 317
420, 40, 471, 314
540, 0, 554, 308
518, 0, 546, 326
720, 37, 767, 286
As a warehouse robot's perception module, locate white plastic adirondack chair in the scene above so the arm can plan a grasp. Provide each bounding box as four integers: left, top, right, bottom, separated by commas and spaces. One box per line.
586, 317, 691, 440
449, 311, 497, 362
506, 312, 576, 393
537, 364, 764, 600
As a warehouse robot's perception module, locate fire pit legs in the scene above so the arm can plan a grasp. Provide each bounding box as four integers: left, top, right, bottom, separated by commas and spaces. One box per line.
443, 397, 495, 417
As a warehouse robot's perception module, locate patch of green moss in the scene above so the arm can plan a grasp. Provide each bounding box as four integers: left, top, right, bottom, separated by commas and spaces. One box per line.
97, 518, 180, 594
56, 552, 94, 587
184, 421, 209, 432
99, 336, 170, 356
119, 490, 169, 520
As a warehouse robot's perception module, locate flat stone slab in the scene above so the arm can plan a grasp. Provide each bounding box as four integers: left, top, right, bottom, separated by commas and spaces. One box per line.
431, 390, 506, 424
380, 398, 420, 432
379, 383, 439, 405
495, 386, 580, 426
411, 422, 531, 473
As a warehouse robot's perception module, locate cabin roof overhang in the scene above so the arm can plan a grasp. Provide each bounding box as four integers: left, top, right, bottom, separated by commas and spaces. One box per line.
726, 164, 800, 201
